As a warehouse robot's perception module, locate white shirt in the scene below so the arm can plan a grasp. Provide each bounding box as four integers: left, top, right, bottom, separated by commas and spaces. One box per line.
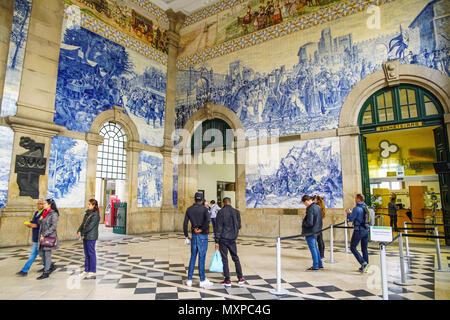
209, 204, 220, 219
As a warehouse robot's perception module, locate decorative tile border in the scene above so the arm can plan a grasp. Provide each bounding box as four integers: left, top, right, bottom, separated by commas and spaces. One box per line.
177, 0, 396, 69
65, 4, 168, 66
129, 0, 169, 28
183, 0, 247, 27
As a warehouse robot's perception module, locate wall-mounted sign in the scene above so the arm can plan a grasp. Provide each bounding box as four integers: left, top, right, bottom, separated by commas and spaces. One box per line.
370, 226, 393, 242
376, 122, 423, 132
379, 140, 399, 159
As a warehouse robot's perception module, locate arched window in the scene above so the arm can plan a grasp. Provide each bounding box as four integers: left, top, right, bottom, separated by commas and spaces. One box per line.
97, 122, 127, 180
358, 84, 443, 132
191, 118, 232, 154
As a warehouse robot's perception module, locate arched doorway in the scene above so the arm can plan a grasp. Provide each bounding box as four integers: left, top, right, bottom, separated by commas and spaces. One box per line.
358, 84, 449, 241
95, 121, 127, 214
177, 102, 246, 214
191, 118, 235, 208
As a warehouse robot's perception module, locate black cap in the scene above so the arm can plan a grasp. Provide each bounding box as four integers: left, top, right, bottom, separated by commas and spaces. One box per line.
195, 192, 203, 201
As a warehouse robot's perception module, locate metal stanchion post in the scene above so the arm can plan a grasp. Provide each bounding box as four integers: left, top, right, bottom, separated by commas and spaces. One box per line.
394, 233, 412, 286
380, 243, 389, 300
344, 220, 349, 254
325, 225, 337, 263
269, 237, 288, 295
404, 222, 414, 258
432, 227, 450, 272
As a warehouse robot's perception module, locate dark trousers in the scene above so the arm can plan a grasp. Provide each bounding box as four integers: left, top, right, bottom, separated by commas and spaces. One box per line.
219, 238, 243, 282
316, 232, 325, 259
211, 218, 216, 234
389, 215, 398, 231
83, 240, 97, 273
350, 229, 369, 266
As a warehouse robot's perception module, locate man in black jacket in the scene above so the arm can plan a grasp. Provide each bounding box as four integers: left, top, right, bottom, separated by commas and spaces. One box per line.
301, 195, 324, 271
183, 192, 213, 289
215, 197, 245, 287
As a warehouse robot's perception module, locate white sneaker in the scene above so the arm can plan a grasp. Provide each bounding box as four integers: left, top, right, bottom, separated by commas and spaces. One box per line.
85, 272, 96, 279
186, 280, 192, 287
79, 271, 89, 278
199, 279, 213, 288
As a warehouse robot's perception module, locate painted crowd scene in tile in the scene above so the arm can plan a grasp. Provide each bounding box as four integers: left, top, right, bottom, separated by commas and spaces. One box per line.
176, 0, 449, 141
137, 151, 163, 208
66, 0, 169, 54
246, 137, 343, 208
47, 136, 88, 208
54, 21, 167, 147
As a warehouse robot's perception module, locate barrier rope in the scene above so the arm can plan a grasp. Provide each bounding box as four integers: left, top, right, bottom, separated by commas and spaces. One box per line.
279, 221, 345, 241
406, 222, 447, 227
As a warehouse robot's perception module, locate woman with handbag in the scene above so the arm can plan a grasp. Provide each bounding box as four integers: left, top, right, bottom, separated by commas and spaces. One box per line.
77, 199, 100, 279
37, 198, 59, 280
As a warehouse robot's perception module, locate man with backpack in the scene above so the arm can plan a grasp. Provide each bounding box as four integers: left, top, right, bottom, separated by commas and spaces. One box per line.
345, 194, 371, 273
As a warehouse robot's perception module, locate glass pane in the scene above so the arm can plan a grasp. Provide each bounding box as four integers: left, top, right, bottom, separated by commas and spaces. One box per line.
407, 89, 416, 104
425, 101, 439, 116
399, 89, 407, 105
401, 106, 410, 119
409, 104, 418, 117
377, 93, 385, 108
378, 108, 387, 122
362, 104, 373, 124
385, 91, 393, 107
386, 107, 394, 121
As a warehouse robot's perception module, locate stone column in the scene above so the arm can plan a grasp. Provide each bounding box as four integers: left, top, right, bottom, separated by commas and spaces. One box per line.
85, 132, 104, 218
124, 140, 144, 234
0, 0, 15, 107
338, 126, 362, 210
160, 9, 185, 232
0, 0, 65, 247
15, 0, 64, 122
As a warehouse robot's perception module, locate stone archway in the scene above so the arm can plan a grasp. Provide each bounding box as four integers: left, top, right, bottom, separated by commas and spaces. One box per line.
337, 61, 450, 209
176, 101, 246, 213
85, 106, 143, 233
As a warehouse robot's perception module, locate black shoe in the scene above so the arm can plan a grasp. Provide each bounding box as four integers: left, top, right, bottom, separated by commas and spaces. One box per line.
306, 267, 319, 271
37, 272, 50, 280
319, 266, 324, 269
16, 271, 27, 276
37, 268, 44, 273
49, 263, 56, 273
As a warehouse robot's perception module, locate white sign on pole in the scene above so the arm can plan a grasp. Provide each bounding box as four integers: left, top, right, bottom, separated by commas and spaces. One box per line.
370, 226, 393, 242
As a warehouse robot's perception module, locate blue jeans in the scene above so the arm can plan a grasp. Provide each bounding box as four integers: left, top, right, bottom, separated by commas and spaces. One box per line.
83, 240, 97, 273
22, 242, 43, 273
187, 233, 209, 281
306, 236, 323, 269
350, 229, 369, 266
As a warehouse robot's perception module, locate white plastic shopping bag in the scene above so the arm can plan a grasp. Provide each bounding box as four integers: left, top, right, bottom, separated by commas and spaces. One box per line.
209, 250, 223, 272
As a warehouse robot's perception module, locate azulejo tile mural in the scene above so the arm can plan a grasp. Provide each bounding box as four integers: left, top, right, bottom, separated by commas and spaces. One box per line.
47, 136, 88, 208
0, 0, 32, 117
176, 0, 449, 140
137, 151, 163, 208
65, 4, 168, 65
177, 0, 396, 63
0, 127, 14, 208
54, 21, 167, 147
65, 0, 169, 54
246, 137, 343, 208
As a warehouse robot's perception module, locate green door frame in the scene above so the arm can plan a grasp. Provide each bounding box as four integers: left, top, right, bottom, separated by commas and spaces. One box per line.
357, 85, 448, 243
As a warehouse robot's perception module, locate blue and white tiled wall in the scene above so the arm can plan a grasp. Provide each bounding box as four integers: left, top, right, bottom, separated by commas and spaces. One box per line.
54, 22, 167, 147
246, 137, 343, 209
137, 151, 163, 208
0, 127, 14, 208
47, 136, 88, 208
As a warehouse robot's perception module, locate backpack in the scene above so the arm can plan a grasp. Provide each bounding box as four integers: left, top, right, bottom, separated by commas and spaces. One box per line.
363, 206, 375, 229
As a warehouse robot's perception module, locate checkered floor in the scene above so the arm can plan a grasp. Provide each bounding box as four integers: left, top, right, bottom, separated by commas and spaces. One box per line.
1, 232, 448, 300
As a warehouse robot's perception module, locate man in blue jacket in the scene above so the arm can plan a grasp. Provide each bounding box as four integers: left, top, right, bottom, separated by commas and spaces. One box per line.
345, 194, 369, 273
16, 199, 45, 276
301, 195, 323, 271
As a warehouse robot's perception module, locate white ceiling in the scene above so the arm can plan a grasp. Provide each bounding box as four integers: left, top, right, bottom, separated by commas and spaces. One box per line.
149, 0, 221, 15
